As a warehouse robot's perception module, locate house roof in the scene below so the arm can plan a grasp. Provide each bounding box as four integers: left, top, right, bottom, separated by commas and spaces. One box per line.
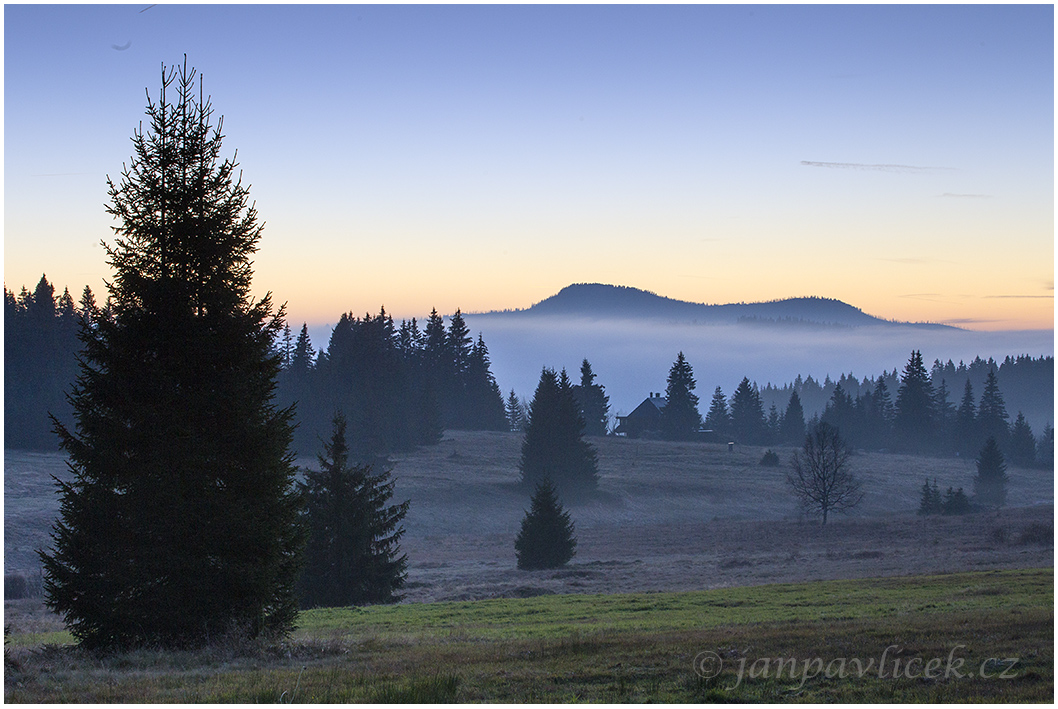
620, 395, 666, 421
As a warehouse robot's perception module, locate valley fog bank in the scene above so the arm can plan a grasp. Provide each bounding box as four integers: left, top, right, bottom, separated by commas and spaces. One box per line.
462, 315, 1054, 428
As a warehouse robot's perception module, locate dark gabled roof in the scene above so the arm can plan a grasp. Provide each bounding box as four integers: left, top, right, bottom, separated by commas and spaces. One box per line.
620, 396, 666, 421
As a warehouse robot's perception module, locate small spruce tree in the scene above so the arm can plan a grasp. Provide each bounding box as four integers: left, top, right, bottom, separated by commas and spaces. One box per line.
514, 479, 577, 570
917, 478, 943, 515
299, 412, 410, 608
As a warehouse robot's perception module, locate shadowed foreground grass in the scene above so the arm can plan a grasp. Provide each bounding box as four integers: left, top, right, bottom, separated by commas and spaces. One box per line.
5, 568, 1052, 702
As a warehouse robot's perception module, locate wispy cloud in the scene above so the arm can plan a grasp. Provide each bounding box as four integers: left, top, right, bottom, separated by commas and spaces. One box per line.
801, 161, 954, 174
877, 257, 954, 266
940, 193, 990, 199
983, 294, 1054, 299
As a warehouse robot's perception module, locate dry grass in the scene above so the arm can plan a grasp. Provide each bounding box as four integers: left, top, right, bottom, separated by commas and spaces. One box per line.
6, 433, 1053, 605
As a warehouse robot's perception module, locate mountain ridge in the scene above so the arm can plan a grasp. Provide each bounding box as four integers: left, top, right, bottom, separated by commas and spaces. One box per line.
476, 283, 957, 330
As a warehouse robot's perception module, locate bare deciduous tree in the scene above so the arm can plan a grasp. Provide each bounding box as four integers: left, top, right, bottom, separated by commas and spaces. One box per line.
787, 422, 863, 525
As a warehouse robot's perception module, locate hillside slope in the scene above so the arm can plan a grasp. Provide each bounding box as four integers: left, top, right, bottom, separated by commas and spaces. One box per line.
484, 283, 954, 329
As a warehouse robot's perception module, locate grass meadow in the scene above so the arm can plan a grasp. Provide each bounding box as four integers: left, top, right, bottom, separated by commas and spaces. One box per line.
6, 432, 1053, 701
5, 567, 1052, 702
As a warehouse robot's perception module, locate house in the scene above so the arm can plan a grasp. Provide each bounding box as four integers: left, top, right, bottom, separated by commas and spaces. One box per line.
614, 392, 666, 438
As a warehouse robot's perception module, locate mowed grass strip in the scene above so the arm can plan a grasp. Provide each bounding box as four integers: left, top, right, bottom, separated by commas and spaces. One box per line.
5, 568, 1052, 702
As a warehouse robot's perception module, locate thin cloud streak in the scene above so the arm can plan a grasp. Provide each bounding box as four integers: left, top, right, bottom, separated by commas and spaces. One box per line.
879, 257, 954, 266
984, 294, 1054, 299
801, 161, 954, 173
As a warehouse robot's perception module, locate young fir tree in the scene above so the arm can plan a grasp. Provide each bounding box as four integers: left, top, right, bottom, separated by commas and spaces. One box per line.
660, 352, 701, 441
506, 389, 527, 432
299, 412, 410, 608
40, 60, 304, 649
519, 367, 599, 499
514, 479, 577, 570
973, 436, 1008, 508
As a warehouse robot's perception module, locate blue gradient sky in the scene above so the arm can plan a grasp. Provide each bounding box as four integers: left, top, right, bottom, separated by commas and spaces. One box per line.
5, 4, 1054, 332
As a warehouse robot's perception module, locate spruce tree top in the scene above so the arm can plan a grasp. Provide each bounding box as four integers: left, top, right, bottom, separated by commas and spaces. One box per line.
106, 58, 264, 320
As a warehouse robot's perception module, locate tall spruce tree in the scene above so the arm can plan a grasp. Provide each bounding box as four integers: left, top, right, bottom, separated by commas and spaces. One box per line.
976, 368, 1010, 450
954, 379, 978, 457
519, 367, 599, 499
40, 60, 303, 648
660, 352, 701, 440
299, 412, 410, 608
573, 359, 610, 437
894, 350, 935, 452
779, 389, 806, 445
730, 377, 766, 445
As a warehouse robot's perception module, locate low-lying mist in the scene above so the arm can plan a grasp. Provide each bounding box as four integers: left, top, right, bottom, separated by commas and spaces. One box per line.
462, 314, 1054, 427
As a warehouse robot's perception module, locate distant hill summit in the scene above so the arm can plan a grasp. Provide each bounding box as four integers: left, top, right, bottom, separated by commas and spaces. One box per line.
482, 283, 955, 330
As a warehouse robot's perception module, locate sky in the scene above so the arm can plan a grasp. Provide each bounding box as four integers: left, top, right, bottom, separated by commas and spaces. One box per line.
5, 4, 1054, 336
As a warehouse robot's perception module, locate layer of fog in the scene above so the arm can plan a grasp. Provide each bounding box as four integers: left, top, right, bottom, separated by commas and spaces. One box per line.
463, 315, 1054, 427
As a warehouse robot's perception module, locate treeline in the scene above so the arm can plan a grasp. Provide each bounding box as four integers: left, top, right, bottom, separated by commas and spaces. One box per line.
4, 275, 509, 457
758, 354, 1052, 435
5, 277, 88, 448
276, 308, 506, 460
704, 351, 1053, 466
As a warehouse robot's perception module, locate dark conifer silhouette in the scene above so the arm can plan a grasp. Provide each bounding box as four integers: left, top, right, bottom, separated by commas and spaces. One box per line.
942, 487, 971, 515
705, 386, 731, 439
1008, 412, 1036, 466
514, 479, 577, 570
572, 359, 611, 436
917, 479, 943, 515
299, 412, 409, 608
40, 60, 303, 648
954, 379, 978, 457
506, 389, 527, 432
973, 436, 1008, 508
977, 369, 1010, 450
660, 352, 701, 440
779, 389, 806, 445
894, 350, 935, 451
730, 377, 766, 445
519, 367, 599, 499
464, 334, 508, 431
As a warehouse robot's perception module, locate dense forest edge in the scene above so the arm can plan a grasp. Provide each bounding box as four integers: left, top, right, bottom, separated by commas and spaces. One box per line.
5, 274, 1054, 467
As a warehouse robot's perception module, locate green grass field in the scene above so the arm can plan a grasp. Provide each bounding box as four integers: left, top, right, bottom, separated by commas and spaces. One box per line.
5, 567, 1052, 702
